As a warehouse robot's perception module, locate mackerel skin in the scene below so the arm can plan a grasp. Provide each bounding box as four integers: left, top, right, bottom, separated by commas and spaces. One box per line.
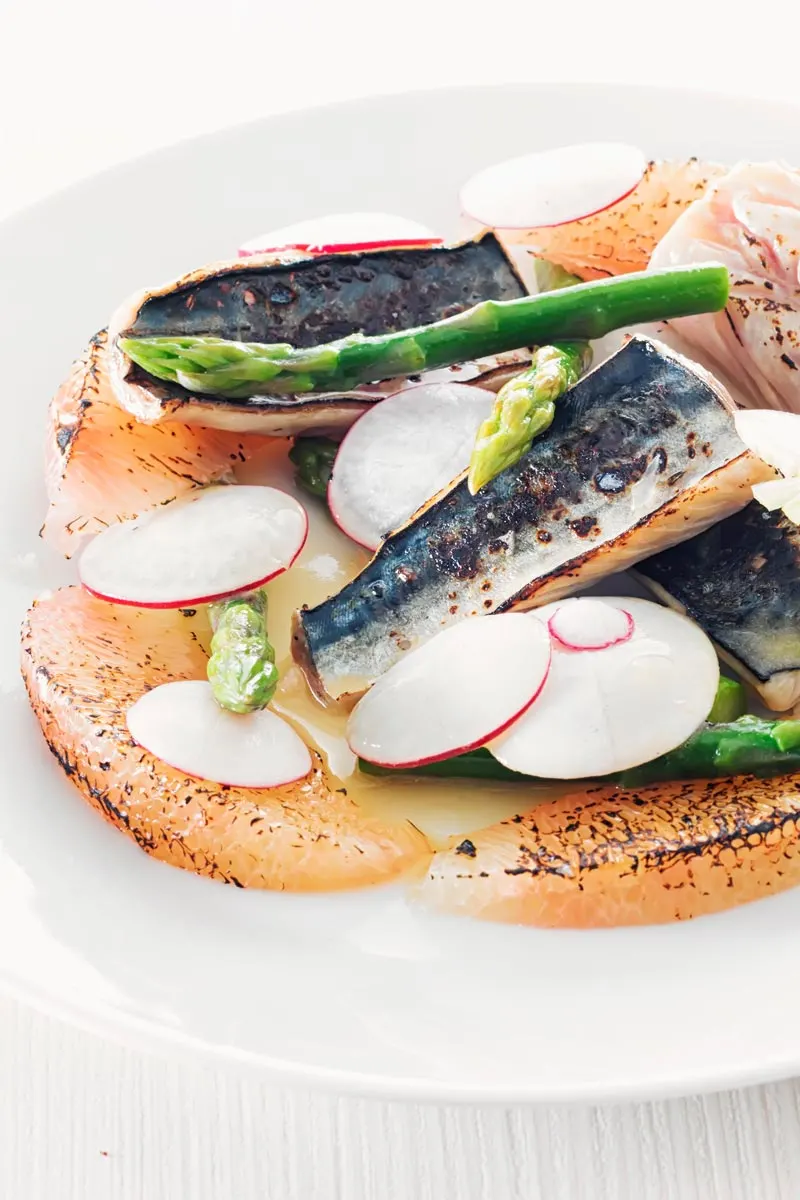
109, 235, 529, 432
295, 337, 767, 701
638, 503, 800, 712
127, 236, 524, 345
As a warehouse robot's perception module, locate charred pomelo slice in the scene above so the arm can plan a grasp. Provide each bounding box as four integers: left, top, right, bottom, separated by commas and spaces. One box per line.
509, 159, 725, 281
418, 774, 800, 927
21, 587, 429, 891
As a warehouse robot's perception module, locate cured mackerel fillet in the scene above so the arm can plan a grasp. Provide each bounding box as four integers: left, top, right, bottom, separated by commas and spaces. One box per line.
295, 337, 772, 701
42, 331, 251, 557
106, 235, 529, 433
638, 502, 800, 712
21, 588, 428, 890
417, 774, 800, 928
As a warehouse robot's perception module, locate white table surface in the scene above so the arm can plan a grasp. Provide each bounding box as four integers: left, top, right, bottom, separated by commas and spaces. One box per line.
6, 1, 800, 1196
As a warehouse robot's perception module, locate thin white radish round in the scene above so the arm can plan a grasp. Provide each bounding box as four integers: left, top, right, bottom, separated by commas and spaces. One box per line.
79, 485, 307, 608
127, 680, 311, 788
238, 212, 440, 257
548, 598, 633, 651
460, 142, 647, 231
489, 597, 719, 779
348, 615, 552, 768
734, 408, 800, 479
328, 382, 496, 549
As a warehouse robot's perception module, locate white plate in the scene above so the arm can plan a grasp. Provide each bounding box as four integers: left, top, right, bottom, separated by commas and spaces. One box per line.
3, 83, 800, 1105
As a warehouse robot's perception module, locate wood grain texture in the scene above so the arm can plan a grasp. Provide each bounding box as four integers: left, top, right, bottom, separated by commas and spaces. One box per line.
0, 994, 798, 1200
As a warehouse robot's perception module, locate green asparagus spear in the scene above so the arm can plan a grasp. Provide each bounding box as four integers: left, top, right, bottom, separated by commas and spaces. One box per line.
465, 259, 592, 493
359, 747, 527, 782
207, 588, 278, 714
288, 436, 338, 498
467, 341, 592, 493
615, 716, 800, 787
120, 264, 730, 399
706, 676, 747, 724
359, 715, 800, 788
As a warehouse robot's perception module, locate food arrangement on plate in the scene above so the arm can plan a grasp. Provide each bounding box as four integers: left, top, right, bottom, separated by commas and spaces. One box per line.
23, 141, 800, 928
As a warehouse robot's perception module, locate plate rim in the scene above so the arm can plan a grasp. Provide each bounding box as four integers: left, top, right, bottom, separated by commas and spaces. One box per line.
3, 966, 797, 1105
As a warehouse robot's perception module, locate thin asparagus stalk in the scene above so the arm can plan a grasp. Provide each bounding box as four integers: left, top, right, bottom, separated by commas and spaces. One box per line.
359, 747, 526, 782
615, 716, 800, 787
120, 263, 730, 399
207, 588, 278, 714
359, 713, 800, 788
466, 259, 592, 492
467, 342, 591, 493
706, 676, 747, 724
288, 437, 338, 498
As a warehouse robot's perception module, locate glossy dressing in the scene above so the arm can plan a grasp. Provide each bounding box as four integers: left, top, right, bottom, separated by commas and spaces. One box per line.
237, 440, 562, 847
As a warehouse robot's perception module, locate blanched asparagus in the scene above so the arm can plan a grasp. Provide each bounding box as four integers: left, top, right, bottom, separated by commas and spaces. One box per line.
532, 259, 584, 293
359, 715, 800, 788
706, 676, 747, 724
616, 716, 800, 787
359, 747, 525, 782
467, 342, 591, 493
288, 437, 338, 498
207, 589, 278, 714
120, 264, 730, 399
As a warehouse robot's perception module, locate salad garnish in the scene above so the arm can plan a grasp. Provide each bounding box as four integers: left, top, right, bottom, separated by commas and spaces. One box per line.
23, 145, 800, 927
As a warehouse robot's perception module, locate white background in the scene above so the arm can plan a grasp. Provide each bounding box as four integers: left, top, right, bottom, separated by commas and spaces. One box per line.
5, 1, 800, 1196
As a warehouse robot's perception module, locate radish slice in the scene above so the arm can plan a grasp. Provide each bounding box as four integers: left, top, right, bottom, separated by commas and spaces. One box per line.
752, 477, 800, 524
348, 615, 551, 768
238, 213, 440, 257
460, 143, 647, 231
734, 408, 800, 478
79, 485, 307, 609
548, 599, 633, 651
127, 680, 311, 787
734, 409, 800, 521
489, 597, 719, 779
328, 383, 495, 549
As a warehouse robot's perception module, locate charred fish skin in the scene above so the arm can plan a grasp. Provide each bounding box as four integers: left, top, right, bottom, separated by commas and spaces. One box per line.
108, 235, 530, 431
637, 503, 800, 711
296, 336, 765, 701
126, 235, 525, 345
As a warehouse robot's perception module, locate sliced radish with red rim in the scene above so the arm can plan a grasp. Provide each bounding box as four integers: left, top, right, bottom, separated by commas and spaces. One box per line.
489, 597, 719, 779
127, 680, 311, 787
348, 615, 551, 768
548, 598, 634, 651
460, 143, 647, 231
238, 212, 440, 257
79, 485, 307, 609
328, 382, 496, 550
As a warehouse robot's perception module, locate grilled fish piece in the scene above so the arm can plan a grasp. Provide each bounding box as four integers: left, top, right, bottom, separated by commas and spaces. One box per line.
106, 235, 528, 434
295, 337, 770, 701
638, 502, 800, 712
